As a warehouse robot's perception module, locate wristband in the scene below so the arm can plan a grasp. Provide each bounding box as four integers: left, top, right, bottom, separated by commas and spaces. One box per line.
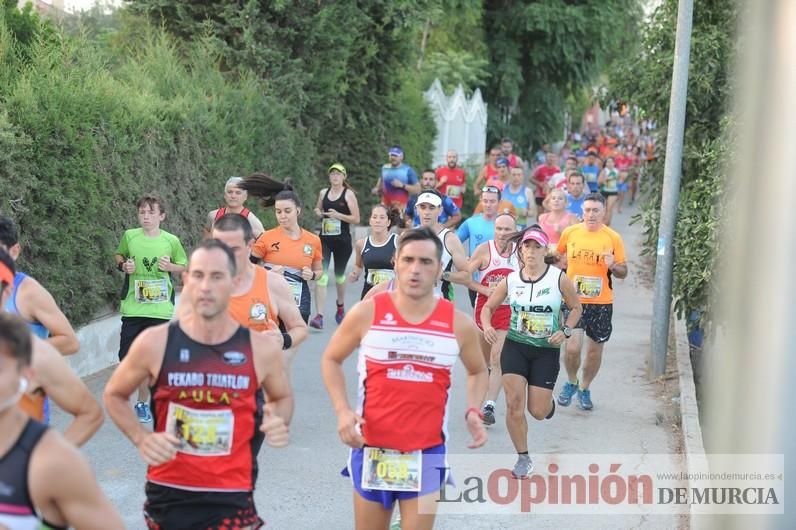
465, 407, 483, 421
281, 333, 292, 350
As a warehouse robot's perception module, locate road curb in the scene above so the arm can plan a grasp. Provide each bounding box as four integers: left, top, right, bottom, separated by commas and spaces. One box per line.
673, 313, 708, 529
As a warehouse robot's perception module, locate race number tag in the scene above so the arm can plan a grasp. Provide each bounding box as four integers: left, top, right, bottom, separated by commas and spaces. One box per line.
361, 447, 422, 492
321, 218, 342, 236
517, 311, 554, 338
574, 275, 603, 298
286, 278, 303, 306
446, 185, 462, 198
134, 279, 168, 304
366, 269, 395, 285
165, 403, 234, 456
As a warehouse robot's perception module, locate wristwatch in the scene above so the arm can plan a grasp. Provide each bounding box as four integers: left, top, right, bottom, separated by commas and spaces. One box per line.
562, 326, 573, 338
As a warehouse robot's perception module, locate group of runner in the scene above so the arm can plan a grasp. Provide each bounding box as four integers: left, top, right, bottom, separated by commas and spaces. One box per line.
0, 120, 641, 529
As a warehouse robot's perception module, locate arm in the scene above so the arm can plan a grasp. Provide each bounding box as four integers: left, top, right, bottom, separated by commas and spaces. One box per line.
247, 212, 266, 239
474, 167, 487, 194
33, 338, 103, 446
362, 280, 390, 301
32, 433, 124, 529
445, 232, 470, 274
268, 272, 309, 348
338, 189, 361, 225
203, 211, 216, 239
404, 168, 421, 195
321, 300, 373, 448
548, 273, 583, 347
526, 189, 538, 219
454, 309, 488, 448
372, 175, 383, 196
443, 200, 462, 229
251, 330, 292, 437
348, 239, 366, 282
20, 280, 79, 355
479, 278, 509, 345
314, 189, 326, 219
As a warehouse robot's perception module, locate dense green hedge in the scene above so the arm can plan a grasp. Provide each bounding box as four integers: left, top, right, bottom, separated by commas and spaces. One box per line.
0, 16, 316, 325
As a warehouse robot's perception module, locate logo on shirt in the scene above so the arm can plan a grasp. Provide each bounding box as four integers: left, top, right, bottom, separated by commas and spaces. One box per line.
363, 247, 371, 253
303, 244, 313, 256
142, 256, 157, 273
380, 312, 397, 325
222, 351, 247, 366
250, 302, 267, 321
387, 364, 433, 383
270, 242, 280, 251
536, 287, 551, 297
513, 285, 527, 298
179, 348, 190, 363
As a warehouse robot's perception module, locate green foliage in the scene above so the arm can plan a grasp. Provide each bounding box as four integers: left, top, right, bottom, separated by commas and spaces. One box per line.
606, 0, 736, 332
0, 14, 313, 325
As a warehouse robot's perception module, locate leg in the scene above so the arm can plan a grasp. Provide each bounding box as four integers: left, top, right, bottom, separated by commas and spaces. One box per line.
503, 374, 529, 452
333, 237, 353, 323
353, 491, 392, 530
564, 329, 583, 384
527, 386, 554, 420
397, 493, 438, 530
604, 195, 617, 225
485, 330, 507, 403
580, 303, 612, 389
579, 338, 605, 389
526, 347, 560, 420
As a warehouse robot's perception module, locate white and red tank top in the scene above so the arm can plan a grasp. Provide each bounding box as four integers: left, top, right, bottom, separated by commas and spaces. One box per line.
474, 240, 517, 330
357, 292, 459, 452
147, 322, 261, 492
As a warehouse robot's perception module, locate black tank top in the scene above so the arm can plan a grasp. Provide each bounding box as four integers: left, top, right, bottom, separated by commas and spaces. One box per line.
320, 188, 351, 238
362, 233, 397, 287
0, 419, 67, 530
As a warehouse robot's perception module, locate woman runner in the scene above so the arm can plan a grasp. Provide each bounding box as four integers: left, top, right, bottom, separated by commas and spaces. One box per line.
348, 204, 399, 300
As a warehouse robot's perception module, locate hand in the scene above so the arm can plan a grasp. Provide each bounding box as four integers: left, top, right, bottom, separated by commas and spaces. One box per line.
371, 186, 381, 196
337, 408, 366, 449
437, 176, 447, 186
603, 252, 615, 268
300, 267, 314, 281
325, 209, 339, 220
314, 208, 324, 218
136, 432, 180, 466
465, 411, 488, 449
157, 255, 171, 272
548, 330, 566, 346
483, 325, 498, 345
260, 408, 289, 448
122, 258, 135, 275
390, 179, 404, 189
348, 270, 360, 283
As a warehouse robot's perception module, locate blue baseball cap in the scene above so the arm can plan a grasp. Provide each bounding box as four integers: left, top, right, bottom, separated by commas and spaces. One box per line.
388, 146, 404, 156
496, 157, 509, 167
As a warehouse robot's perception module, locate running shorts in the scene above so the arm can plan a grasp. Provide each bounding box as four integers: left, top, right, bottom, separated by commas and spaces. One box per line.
144, 482, 263, 530
321, 235, 353, 281
562, 303, 613, 343
500, 338, 560, 390
119, 317, 168, 361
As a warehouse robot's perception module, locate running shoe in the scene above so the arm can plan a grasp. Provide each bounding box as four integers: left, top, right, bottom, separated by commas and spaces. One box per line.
557, 381, 578, 407
309, 314, 323, 330
335, 304, 345, 325
482, 404, 496, 426
135, 401, 152, 423
512, 454, 534, 479
578, 388, 594, 410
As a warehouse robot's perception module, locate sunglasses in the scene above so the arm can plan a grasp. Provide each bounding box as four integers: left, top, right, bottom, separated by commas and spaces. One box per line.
481, 186, 501, 193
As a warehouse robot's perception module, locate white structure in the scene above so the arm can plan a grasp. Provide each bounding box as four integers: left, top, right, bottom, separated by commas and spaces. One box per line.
424, 79, 487, 168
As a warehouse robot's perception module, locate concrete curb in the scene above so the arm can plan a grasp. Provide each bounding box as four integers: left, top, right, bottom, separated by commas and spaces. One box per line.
673, 314, 708, 529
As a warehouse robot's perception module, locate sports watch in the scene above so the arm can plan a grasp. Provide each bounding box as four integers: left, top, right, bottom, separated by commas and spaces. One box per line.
562, 326, 573, 338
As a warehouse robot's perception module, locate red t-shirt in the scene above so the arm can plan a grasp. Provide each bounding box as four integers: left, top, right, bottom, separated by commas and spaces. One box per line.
532, 165, 560, 198
435, 166, 466, 208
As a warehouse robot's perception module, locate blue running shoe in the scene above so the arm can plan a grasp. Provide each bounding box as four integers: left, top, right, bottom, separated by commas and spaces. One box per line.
578, 388, 594, 410
557, 381, 578, 407
135, 401, 152, 423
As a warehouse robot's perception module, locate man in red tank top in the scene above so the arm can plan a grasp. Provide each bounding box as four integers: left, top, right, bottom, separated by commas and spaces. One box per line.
322, 227, 488, 529
104, 240, 292, 530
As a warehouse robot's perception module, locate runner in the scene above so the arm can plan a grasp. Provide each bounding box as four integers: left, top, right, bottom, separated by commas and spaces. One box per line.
0, 249, 103, 446
312, 163, 361, 329
321, 227, 488, 530
372, 146, 421, 211
598, 156, 620, 225
404, 169, 461, 229
555, 194, 628, 411
486, 157, 510, 190
449, 213, 518, 426
457, 186, 502, 308
565, 172, 587, 220
434, 150, 466, 210
531, 152, 560, 211
205, 176, 266, 239
614, 145, 632, 213
251, 190, 323, 328
538, 189, 579, 246
103, 240, 291, 530
474, 146, 501, 194
0, 217, 79, 356
349, 205, 399, 300
0, 313, 123, 529
502, 167, 535, 230
500, 137, 525, 170
115, 195, 188, 423
580, 151, 602, 193
480, 225, 582, 478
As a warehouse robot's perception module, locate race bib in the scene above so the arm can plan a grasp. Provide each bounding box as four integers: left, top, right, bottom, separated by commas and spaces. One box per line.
446, 185, 462, 198
366, 268, 395, 285
165, 403, 234, 457
286, 278, 303, 306
574, 275, 603, 298
486, 277, 509, 304
321, 218, 342, 236
517, 311, 554, 338
134, 279, 168, 304
361, 447, 422, 492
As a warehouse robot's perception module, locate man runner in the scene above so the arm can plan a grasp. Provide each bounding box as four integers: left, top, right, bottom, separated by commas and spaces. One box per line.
555, 194, 628, 410
0, 312, 123, 529
434, 150, 466, 210
205, 177, 266, 239
0, 249, 103, 446
104, 240, 291, 530
321, 227, 488, 530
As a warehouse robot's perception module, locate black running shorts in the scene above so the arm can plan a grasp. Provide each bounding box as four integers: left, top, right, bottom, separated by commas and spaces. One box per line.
500, 338, 560, 390
563, 303, 613, 343
119, 317, 168, 361
144, 482, 263, 530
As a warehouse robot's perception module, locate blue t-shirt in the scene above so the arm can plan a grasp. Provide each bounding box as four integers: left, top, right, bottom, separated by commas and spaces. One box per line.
381, 163, 418, 206
456, 214, 495, 256
567, 194, 585, 219
405, 195, 460, 226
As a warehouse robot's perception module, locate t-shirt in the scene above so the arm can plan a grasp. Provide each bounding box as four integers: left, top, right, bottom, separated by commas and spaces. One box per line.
117, 228, 188, 319
556, 224, 626, 305
456, 215, 495, 257
381, 163, 418, 209
435, 167, 466, 208
405, 194, 460, 227
566, 194, 585, 219
532, 165, 560, 198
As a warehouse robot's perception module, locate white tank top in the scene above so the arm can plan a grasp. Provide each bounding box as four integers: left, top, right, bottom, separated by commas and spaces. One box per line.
435, 227, 454, 298
475, 240, 518, 308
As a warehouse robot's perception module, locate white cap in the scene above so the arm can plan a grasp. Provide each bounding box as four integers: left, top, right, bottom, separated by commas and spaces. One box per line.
416, 192, 442, 207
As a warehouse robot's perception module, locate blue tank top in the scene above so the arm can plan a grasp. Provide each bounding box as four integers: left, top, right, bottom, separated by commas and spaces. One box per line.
503, 185, 529, 225
4, 273, 50, 339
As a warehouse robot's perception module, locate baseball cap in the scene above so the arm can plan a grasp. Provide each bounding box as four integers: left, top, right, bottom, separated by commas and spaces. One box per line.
521, 227, 550, 247
388, 146, 404, 156
416, 191, 442, 207
496, 157, 509, 167
328, 163, 346, 175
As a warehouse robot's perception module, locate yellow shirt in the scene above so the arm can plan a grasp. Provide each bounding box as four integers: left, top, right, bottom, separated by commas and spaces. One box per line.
557, 224, 626, 304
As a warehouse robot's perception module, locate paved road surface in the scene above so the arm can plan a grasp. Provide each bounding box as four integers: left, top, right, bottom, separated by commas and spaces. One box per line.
52, 206, 684, 529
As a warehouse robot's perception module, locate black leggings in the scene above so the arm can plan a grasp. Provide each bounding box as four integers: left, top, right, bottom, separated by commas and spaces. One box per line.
321, 235, 353, 283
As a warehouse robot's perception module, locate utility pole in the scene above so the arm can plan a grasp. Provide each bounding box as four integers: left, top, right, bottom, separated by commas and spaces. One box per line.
650, 0, 694, 378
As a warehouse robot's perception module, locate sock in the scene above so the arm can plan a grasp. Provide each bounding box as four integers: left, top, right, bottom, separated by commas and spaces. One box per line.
336, 302, 344, 307
518, 451, 529, 457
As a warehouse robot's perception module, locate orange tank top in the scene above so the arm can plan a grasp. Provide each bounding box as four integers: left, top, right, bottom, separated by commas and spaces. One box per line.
19, 393, 45, 421
227, 266, 278, 331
